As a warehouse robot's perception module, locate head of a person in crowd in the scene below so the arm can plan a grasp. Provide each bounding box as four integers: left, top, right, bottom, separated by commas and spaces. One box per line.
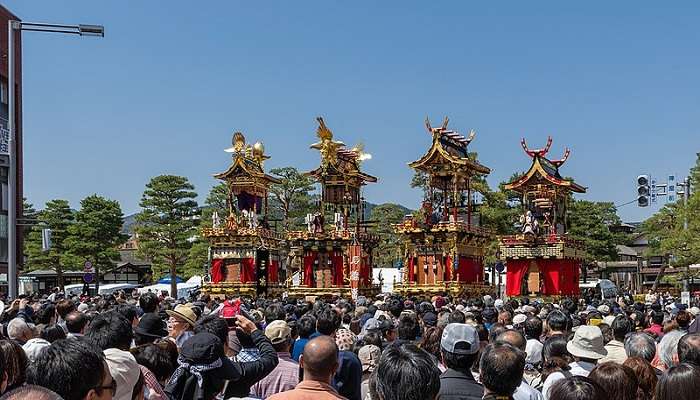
115, 304, 139, 329
588, 362, 639, 400
567, 325, 607, 362
7, 318, 35, 345
34, 303, 57, 326
624, 332, 656, 362
677, 332, 700, 366
597, 323, 613, 345
440, 323, 479, 373
27, 338, 114, 400
422, 311, 438, 328
675, 310, 692, 330
193, 314, 230, 352
479, 343, 525, 398
496, 329, 527, 352
548, 376, 606, 400
358, 344, 381, 375
104, 346, 141, 400
266, 320, 292, 353
134, 312, 168, 346
264, 303, 286, 325
655, 363, 700, 400
623, 357, 658, 400
651, 310, 664, 326
0, 340, 27, 393
542, 334, 572, 366
138, 291, 159, 314
448, 311, 466, 324
56, 299, 76, 321
386, 297, 404, 319
39, 324, 66, 343
370, 344, 440, 400
85, 310, 134, 351
165, 332, 238, 400
498, 310, 512, 326
397, 314, 418, 341
363, 331, 384, 349
482, 307, 498, 325
65, 311, 89, 336
546, 310, 569, 335
487, 323, 508, 343
316, 307, 341, 337
0, 384, 65, 400
658, 329, 684, 369
300, 336, 339, 385
297, 314, 316, 339
165, 304, 196, 337
523, 316, 543, 340
610, 315, 632, 342
380, 319, 397, 343
131, 342, 178, 385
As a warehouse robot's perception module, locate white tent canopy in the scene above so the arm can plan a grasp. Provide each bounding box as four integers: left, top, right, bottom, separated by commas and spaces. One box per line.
138, 276, 202, 299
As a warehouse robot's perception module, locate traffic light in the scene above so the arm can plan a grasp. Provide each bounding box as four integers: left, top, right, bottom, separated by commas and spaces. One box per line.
637, 175, 650, 207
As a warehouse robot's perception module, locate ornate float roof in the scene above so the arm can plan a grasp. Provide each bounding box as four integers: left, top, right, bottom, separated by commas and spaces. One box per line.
409, 117, 491, 175
306, 117, 378, 186
213, 132, 280, 188
504, 136, 586, 193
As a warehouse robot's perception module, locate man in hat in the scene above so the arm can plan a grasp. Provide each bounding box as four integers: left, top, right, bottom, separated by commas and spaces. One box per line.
541, 325, 607, 399
438, 323, 483, 400
251, 320, 299, 399
134, 312, 168, 346
166, 303, 197, 347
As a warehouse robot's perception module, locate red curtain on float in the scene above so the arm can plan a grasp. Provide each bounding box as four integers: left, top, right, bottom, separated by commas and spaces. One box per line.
303, 251, 317, 287
445, 256, 452, 281
332, 251, 344, 286
407, 257, 415, 283
539, 259, 560, 295
559, 260, 581, 295
457, 257, 482, 283
211, 259, 224, 283
505, 260, 530, 296
241, 258, 255, 283
269, 259, 279, 284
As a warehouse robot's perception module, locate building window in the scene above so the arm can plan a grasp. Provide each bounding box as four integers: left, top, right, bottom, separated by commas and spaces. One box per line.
0, 81, 6, 105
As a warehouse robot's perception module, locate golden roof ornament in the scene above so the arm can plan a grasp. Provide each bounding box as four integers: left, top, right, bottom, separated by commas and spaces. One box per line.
311, 117, 344, 170
225, 131, 246, 153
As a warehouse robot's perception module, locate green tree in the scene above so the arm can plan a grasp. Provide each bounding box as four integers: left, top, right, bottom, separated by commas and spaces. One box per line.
567, 200, 627, 263
63, 195, 127, 287
269, 167, 315, 229
25, 200, 75, 289
136, 175, 200, 297
369, 203, 410, 268
183, 182, 229, 279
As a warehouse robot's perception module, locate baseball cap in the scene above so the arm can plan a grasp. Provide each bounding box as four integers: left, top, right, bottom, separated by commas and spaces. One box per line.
265, 320, 291, 345
441, 323, 479, 355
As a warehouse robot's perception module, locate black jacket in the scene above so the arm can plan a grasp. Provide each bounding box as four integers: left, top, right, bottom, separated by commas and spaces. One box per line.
222, 329, 279, 399
438, 368, 484, 400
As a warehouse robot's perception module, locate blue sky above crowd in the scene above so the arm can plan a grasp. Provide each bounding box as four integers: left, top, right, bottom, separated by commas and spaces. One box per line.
6, 1, 700, 222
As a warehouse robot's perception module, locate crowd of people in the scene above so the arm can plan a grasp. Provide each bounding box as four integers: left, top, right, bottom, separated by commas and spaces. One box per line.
0, 288, 696, 400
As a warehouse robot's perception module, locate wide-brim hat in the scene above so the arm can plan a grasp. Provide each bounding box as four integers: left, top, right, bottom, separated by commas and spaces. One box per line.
566, 325, 607, 360
166, 304, 197, 327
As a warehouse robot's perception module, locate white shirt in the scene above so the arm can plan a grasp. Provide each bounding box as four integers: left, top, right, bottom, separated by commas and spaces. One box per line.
542, 361, 596, 399
513, 380, 543, 400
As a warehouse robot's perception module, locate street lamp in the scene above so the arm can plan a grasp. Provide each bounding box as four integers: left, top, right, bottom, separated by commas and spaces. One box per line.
7, 20, 104, 299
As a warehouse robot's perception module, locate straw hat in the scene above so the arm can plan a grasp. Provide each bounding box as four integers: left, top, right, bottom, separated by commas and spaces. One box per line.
166, 304, 197, 327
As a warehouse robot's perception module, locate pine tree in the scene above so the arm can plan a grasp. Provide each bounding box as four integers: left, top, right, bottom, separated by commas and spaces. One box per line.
63, 195, 127, 287
136, 175, 199, 297
269, 167, 315, 229
25, 200, 75, 289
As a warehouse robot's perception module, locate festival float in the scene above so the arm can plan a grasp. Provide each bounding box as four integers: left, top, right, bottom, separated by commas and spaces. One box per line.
500, 137, 586, 297
285, 117, 381, 299
393, 117, 492, 297
201, 132, 286, 297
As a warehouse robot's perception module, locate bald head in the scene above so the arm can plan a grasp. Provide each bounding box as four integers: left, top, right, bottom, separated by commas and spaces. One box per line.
301, 336, 339, 381
496, 329, 527, 351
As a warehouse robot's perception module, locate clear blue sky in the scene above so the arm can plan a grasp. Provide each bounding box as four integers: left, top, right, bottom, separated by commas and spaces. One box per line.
5, 1, 700, 222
